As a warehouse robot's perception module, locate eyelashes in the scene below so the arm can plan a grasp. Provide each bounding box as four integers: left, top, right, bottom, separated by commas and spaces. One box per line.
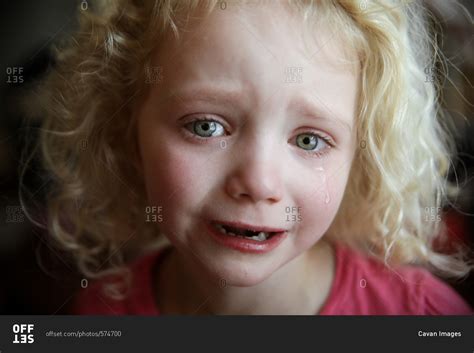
182, 116, 334, 157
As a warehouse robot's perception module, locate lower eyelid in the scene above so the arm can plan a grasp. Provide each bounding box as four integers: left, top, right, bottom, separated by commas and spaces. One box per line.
297, 144, 331, 160
182, 129, 210, 142
181, 128, 227, 144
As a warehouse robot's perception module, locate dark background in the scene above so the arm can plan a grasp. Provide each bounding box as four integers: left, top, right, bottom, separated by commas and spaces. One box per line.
0, 0, 473, 314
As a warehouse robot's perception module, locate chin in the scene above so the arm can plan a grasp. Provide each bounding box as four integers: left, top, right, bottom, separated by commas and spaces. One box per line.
205, 259, 278, 288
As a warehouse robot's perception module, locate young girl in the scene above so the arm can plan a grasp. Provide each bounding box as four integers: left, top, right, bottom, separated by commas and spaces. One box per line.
32, 0, 473, 314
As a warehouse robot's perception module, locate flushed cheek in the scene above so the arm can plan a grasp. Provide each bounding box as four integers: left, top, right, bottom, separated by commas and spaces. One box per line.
141, 143, 209, 230
294, 202, 334, 249
292, 169, 349, 248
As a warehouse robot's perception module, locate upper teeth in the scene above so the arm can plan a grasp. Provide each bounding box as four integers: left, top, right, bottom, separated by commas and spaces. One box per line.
214, 224, 270, 241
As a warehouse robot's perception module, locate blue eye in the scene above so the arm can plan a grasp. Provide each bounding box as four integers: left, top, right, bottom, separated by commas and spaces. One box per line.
190, 119, 225, 138
296, 133, 320, 150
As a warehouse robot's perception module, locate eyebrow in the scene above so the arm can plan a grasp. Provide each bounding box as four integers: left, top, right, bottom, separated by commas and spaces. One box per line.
168, 86, 244, 106
288, 94, 353, 134
168, 86, 353, 133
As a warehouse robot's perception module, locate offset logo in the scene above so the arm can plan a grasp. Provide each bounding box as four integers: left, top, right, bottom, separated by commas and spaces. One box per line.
12, 324, 34, 344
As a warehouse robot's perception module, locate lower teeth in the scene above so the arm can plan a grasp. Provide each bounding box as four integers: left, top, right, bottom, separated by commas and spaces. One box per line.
215, 225, 269, 241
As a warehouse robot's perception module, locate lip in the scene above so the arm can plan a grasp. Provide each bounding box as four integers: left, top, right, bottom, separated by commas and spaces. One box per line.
206, 220, 288, 254
211, 220, 287, 233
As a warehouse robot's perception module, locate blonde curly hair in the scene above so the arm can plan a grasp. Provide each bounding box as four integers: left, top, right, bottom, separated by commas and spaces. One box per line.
22, 0, 472, 296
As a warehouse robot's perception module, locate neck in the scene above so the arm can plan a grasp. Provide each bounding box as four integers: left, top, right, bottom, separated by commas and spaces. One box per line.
155, 240, 335, 315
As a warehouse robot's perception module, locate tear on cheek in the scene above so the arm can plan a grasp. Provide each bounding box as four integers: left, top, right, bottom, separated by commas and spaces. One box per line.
310, 167, 331, 205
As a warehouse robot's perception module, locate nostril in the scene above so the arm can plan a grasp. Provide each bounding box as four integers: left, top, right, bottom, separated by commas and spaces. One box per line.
225, 171, 283, 204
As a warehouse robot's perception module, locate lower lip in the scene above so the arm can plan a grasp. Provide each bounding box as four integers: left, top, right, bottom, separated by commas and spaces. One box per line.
206, 223, 287, 254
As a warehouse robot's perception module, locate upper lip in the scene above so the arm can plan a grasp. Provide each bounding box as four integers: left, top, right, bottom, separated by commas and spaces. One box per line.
211, 220, 287, 233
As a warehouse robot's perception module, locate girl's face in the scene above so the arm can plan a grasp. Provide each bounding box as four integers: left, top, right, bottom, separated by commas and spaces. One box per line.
137, 3, 358, 286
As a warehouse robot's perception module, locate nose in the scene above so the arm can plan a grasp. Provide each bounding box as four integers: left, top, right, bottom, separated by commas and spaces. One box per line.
224, 143, 283, 204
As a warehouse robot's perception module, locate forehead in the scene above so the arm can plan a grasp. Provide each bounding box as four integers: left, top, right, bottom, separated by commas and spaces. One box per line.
153, 2, 358, 72
148, 2, 359, 128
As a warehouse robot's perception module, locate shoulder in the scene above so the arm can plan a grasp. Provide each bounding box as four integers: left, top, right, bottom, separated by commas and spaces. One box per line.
412, 269, 473, 315
71, 249, 166, 315
323, 243, 472, 315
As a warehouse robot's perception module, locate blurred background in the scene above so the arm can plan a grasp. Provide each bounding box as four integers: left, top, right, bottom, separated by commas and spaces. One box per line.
0, 0, 473, 314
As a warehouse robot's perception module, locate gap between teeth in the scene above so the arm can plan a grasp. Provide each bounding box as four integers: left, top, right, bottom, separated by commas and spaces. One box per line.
215, 224, 270, 241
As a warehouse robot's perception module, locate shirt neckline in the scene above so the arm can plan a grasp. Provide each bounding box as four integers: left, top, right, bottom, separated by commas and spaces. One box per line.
317, 241, 344, 315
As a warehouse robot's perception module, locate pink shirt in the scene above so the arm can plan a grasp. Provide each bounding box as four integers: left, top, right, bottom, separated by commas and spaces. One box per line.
72, 243, 473, 315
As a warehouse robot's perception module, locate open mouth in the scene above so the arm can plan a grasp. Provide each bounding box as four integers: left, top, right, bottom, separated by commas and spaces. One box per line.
212, 222, 281, 242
